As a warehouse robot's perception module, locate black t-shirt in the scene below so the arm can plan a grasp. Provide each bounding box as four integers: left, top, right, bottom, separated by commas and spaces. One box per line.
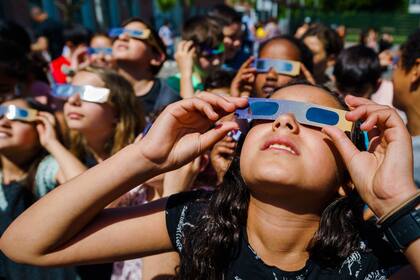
166, 191, 392, 279
137, 78, 181, 118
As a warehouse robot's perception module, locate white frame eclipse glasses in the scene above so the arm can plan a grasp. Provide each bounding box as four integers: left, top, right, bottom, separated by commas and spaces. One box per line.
51, 84, 111, 103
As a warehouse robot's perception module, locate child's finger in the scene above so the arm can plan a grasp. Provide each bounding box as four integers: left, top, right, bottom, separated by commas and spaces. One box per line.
345, 95, 376, 108
322, 126, 360, 168
199, 121, 239, 153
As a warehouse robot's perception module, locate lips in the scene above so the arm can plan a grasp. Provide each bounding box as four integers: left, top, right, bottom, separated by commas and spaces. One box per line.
0, 131, 11, 138
261, 136, 300, 156
66, 112, 84, 120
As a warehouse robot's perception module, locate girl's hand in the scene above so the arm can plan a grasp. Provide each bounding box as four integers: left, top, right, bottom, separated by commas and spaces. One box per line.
36, 111, 59, 150
138, 93, 248, 172
323, 95, 417, 217
210, 135, 237, 185
70, 45, 89, 71
175, 40, 195, 76
230, 56, 256, 97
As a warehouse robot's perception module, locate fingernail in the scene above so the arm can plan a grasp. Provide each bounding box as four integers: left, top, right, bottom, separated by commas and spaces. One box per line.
215, 123, 223, 129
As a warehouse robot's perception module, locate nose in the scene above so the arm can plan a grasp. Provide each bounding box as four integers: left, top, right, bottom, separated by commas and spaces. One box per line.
118, 31, 130, 41
266, 67, 278, 81
0, 114, 11, 127
67, 93, 81, 106
272, 113, 299, 134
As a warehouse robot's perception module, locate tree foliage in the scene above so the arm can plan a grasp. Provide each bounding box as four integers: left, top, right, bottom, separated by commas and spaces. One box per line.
304, 0, 407, 12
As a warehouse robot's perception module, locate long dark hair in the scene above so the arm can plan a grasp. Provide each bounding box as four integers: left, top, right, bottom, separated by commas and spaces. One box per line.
176, 81, 365, 279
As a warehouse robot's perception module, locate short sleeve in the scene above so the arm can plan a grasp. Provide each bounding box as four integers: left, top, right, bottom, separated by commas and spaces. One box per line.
338, 249, 389, 280
34, 155, 59, 198
165, 190, 211, 253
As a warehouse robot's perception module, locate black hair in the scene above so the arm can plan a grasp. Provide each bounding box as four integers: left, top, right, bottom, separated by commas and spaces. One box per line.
302, 24, 343, 58
258, 35, 314, 73
0, 20, 31, 54
400, 28, 420, 72
176, 80, 366, 279
63, 24, 91, 46
121, 17, 167, 75
203, 70, 235, 91
182, 15, 224, 51
0, 39, 29, 81
333, 45, 381, 97
208, 4, 242, 25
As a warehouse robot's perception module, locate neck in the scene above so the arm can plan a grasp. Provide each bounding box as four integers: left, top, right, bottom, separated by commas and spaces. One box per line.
406, 104, 420, 136
1, 153, 33, 184
246, 192, 322, 271
117, 62, 155, 96
83, 132, 111, 162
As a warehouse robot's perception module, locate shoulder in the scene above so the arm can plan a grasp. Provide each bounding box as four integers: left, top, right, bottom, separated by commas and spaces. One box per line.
34, 155, 60, 197
165, 190, 212, 252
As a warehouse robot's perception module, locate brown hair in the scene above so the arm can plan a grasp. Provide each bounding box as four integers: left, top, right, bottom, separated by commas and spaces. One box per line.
68, 67, 145, 160
182, 15, 224, 51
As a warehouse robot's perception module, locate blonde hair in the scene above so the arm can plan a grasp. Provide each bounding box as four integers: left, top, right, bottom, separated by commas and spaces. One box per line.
68, 67, 145, 160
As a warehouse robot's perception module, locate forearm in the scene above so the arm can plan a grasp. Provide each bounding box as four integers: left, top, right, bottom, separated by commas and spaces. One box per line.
180, 73, 194, 99
404, 239, 420, 276
45, 140, 88, 183
0, 142, 160, 260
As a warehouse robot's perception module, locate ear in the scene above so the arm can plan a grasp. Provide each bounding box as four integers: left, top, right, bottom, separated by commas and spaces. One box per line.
150, 51, 166, 68
410, 58, 420, 84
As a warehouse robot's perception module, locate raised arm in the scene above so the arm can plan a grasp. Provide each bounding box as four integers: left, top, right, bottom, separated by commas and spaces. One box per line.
36, 111, 87, 184
1, 94, 247, 267
323, 95, 420, 276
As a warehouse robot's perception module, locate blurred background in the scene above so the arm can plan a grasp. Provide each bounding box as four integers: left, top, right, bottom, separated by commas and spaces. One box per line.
1, 0, 419, 44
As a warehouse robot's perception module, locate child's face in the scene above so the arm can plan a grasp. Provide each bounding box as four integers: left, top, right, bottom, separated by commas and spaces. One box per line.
223, 23, 243, 60
255, 40, 301, 98
196, 49, 225, 74
0, 99, 39, 154
64, 72, 116, 137
90, 35, 114, 69
392, 60, 412, 111
112, 22, 156, 67
240, 84, 345, 203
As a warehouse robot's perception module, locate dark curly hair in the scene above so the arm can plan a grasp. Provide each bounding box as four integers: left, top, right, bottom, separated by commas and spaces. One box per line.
175, 80, 365, 279
400, 28, 420, 72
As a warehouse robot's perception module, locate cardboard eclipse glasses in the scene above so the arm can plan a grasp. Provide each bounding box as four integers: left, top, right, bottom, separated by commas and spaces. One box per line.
108, 28, 164, 54
0, 105, 38, 122
51, 84, 111, 103
252, 58, 300, 76
235, 98, 354, 133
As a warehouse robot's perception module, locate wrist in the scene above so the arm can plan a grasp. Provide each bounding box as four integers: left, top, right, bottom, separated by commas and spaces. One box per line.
42, 139, 62, 153
373, 185, 419, 218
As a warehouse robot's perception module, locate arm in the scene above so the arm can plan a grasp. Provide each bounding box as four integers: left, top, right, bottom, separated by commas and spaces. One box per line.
36, 112, 87, 184
175, 40, 195, 99
1, 94, 247, 267
323, 95, 419, 275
